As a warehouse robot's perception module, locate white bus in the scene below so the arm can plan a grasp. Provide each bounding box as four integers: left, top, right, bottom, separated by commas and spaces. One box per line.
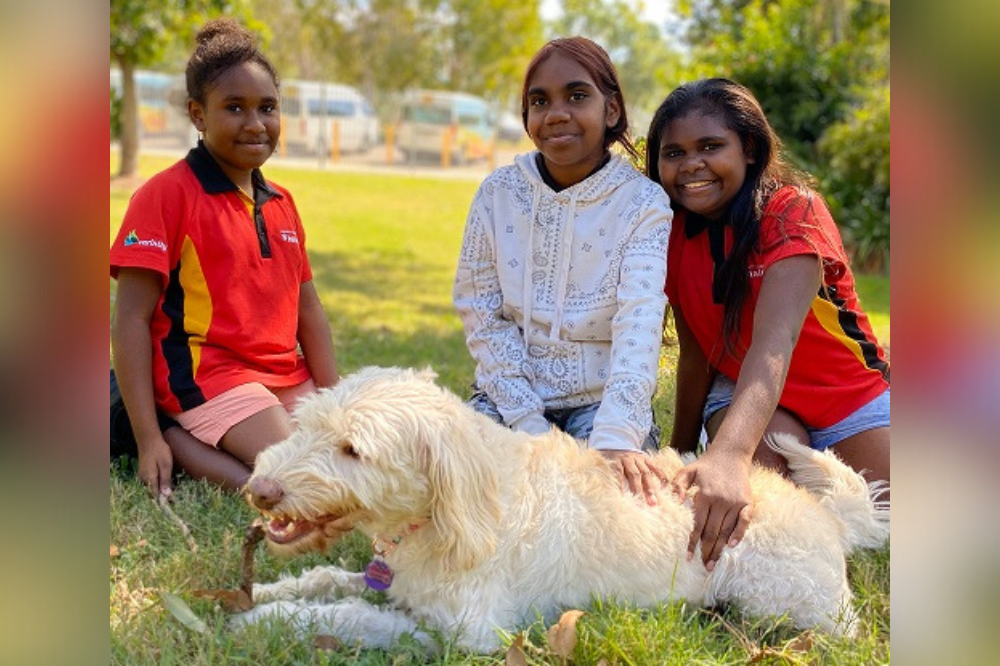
396, 90, 496, 164
110, 69, 192, 145
279, 80, 379, 155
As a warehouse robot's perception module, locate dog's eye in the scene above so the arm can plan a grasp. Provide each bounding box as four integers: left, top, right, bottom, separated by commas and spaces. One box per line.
341, 442, 360, 459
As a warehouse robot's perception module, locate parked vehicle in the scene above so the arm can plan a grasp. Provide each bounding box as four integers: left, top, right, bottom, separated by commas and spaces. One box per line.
396, 90, 496, 164
497, 111, 526, 143
110, 69, 191, 144
280, 80, 379, 155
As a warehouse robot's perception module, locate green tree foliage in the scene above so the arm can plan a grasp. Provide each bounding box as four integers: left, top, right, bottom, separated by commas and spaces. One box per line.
438, 0, 544, 109
258, 0, 441, 95
551, 0, 682, 116
676, 0, 890, 270
682, 0, 844, 160
819, 85, 890, 272
110, 0, 251, 177
248, 0, 542, 121
111, 87, 122, 142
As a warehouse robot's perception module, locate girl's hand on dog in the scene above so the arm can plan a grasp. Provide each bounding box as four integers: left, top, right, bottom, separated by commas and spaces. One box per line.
672, 450, 753, 571
600, 449, 668, 506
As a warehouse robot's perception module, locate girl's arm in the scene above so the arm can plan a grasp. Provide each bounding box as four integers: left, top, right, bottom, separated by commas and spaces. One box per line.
668, 305, 715, 453
453, 195, 546, 432
296, 280, 339, 389
111, 268, 174, 497
588, 199, 670, 452
589, 199, 671, 503
674, 254, 820, 569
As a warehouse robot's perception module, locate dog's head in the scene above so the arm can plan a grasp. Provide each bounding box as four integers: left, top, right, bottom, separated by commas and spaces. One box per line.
246, 366, 500, 570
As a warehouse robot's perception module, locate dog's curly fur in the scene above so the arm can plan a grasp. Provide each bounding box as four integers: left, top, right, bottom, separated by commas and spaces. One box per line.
236, 366, 889, 652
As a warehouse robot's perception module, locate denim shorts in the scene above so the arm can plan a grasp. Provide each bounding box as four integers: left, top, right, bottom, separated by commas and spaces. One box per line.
703, 374, 890, 450
468, 389, 661, 452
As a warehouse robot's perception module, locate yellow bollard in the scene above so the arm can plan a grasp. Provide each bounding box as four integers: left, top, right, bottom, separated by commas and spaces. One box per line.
279, 116, 286, 157
384, 123, 395, 165
441, 127, 452, 168
330, 119, 340, 162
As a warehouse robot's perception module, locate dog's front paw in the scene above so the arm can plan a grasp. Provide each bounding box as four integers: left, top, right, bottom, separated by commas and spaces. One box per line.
252, 579, 300, 603
230, 600, 313, 633
253, 567, 368, 603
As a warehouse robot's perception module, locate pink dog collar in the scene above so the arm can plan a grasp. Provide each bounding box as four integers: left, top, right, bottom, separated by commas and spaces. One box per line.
364, 522, 426, 591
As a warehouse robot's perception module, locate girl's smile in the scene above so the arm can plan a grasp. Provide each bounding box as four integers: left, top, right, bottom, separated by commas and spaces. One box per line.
188, 60, 280, 191
657, 111, 754, 220
525, 52, 620, 188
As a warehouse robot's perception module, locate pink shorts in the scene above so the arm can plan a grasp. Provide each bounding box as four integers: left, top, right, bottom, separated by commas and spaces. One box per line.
171, 379, 316, 446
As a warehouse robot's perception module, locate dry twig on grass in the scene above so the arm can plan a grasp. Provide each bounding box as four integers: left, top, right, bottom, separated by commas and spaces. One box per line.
157, 494, 198, 552
241, 520, 266, 601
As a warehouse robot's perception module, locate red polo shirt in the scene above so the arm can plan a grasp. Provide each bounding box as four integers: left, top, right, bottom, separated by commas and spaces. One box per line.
110, 143, 312, 413
665, 187, 889, 428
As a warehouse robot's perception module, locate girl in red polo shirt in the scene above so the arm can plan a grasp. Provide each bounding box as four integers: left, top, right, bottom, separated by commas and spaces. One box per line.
111, 19, 339, 497
645, 78, 889, 571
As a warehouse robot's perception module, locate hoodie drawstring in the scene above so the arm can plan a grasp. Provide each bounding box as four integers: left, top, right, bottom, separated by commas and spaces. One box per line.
549, 189, 579, 341
522, 183, 543, 357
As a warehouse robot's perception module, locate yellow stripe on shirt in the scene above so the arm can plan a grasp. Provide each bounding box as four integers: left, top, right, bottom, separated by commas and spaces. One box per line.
810, 295, 867, 366
178, 236, 213, 377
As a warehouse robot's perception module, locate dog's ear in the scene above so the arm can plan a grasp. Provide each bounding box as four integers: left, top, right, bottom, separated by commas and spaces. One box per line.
423, 402, 499, 572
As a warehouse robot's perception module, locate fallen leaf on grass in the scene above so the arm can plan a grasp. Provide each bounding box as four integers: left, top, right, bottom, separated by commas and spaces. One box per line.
193, 588, 253, 612
547, 609, 586, 660
314, 635, 342, 651
110, 545, 120, 558
786, 632, 814, 653
505, 633, 528, 666
160, 592, 207, 634
748, 646, 811, 665
747, 631, 817, 664
747, 648, 778, 664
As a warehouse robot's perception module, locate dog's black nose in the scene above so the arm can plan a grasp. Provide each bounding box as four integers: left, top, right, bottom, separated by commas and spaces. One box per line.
247, 476, 284, 510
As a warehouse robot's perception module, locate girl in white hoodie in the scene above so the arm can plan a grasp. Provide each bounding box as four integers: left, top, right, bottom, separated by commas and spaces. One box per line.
453, 37, 673, 503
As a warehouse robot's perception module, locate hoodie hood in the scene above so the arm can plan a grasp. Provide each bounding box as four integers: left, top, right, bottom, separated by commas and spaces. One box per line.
513, 151, 645, 344
513, 151, 639, 204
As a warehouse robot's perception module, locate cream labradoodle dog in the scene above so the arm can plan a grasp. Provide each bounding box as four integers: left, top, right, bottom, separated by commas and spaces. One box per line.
237, 366, 888, 652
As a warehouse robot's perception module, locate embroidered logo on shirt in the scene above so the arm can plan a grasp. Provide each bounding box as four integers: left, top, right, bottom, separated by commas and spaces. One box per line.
280, 230, 300, 244
123, 230, 167, 252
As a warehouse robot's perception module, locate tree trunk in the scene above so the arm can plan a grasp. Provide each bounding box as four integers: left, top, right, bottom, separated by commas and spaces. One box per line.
118, 58, 139, 178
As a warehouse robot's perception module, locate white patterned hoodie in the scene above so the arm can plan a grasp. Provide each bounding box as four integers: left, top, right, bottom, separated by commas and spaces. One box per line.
453, 152, 672, 451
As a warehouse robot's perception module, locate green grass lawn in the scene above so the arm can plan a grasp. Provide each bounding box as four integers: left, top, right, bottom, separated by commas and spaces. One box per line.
111, 153, 889, 665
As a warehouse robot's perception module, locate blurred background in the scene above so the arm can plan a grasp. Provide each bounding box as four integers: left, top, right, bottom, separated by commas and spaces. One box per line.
111, 0, 891, 275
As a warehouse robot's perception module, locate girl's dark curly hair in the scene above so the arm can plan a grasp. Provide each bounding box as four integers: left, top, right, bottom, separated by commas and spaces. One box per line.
185, 18, 279, 105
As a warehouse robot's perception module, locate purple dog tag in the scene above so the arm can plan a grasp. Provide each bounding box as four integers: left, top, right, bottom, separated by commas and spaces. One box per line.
364, 558, 394, 591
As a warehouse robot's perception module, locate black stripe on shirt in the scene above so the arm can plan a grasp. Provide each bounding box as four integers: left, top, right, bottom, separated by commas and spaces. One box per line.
160, 262, 206, 410
819, 286, 889, 379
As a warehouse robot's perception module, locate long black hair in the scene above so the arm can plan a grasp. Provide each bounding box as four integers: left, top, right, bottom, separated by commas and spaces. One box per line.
646, 78, 809, 360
